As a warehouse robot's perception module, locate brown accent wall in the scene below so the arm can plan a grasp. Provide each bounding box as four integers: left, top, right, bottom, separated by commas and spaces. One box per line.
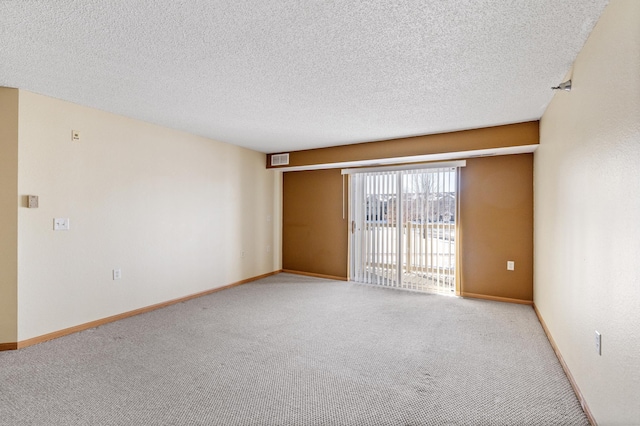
282, 169, 348, 279
268, 121, 538, 168
459, 155, 533, 301
0, 87, 19, 343
281, 123, 535, 300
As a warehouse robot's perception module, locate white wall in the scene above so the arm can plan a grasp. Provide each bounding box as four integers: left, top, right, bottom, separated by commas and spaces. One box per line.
16, 90, 281, 341
535, 1, 640, 424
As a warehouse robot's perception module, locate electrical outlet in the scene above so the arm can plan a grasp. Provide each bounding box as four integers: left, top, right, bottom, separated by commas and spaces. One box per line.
507, 261, 515, 271
113, 269, 122, 280
53, 218, 70, 231
595, 331, 601, 355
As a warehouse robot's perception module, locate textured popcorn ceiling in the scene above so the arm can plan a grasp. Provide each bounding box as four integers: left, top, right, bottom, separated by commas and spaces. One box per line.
0, 1, 608, 153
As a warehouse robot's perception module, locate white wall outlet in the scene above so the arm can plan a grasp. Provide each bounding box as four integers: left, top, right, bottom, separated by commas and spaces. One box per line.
53, 218, 70, 230
113, 269, 122, 280
507, 260, 515, 271
595, 331, 601, 355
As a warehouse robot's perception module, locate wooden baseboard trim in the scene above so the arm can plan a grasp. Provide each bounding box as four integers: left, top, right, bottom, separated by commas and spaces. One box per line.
460, 292, 533, 305
0, 342, 18, 351
282, 269, 348, 281
533, 304, 596, 426
1, 270, 280, 352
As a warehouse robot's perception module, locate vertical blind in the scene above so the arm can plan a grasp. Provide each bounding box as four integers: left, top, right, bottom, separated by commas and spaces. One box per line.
348, 164, 460, 294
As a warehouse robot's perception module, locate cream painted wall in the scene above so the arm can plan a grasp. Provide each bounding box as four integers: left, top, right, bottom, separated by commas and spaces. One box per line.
0, 88, 19, 343
16, 90, 281, 341
535, 1, 640, 424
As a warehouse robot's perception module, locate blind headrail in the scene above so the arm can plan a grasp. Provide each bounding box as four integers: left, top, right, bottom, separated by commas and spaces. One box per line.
341, 160, 466, 175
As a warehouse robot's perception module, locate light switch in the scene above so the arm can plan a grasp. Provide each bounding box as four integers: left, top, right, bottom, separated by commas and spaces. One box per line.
72, 130, 81, 141
53, 218, 70, 231
507, 261, 515, 271
28, 195, 39, 208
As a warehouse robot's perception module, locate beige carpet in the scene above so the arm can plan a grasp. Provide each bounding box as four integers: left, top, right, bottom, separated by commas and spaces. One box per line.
0, 273, 588, 425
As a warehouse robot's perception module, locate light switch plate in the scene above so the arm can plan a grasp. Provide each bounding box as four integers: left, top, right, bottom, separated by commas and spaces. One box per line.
72, 130, 80, 141
53, 218, 70, 231
28, 195, 39, 208
507, 260, 515, 271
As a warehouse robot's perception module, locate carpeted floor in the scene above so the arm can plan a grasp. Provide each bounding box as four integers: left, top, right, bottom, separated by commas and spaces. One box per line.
0, 274, 588, 425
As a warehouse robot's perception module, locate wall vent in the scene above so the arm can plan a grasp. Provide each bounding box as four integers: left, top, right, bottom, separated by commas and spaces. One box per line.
271, 153, 290, 166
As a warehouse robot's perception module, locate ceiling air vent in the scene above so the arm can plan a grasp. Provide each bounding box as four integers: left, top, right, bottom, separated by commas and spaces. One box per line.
271, 153, 290, 166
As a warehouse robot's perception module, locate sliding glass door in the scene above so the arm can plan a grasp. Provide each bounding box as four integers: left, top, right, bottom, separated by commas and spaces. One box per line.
349, 164, 459, 295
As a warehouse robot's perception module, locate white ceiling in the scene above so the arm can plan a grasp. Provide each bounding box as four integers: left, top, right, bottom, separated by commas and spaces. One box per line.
0, 1, 608, 153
